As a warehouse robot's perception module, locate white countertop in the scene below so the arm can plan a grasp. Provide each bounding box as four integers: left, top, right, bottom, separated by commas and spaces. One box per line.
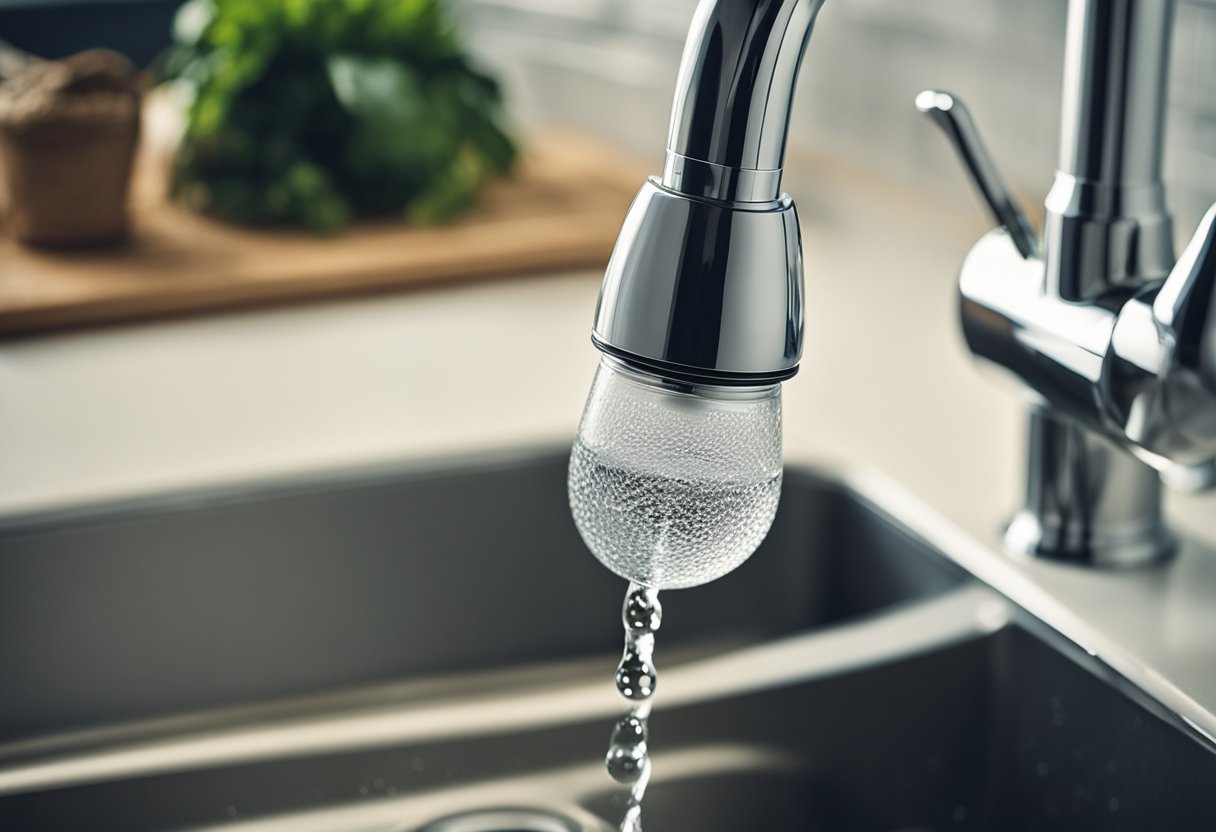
4, 161, 1216, 738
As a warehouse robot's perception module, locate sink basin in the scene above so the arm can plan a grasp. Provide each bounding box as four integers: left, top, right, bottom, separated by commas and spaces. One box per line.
0, 447, 964, 741
1, 448, 1213, 831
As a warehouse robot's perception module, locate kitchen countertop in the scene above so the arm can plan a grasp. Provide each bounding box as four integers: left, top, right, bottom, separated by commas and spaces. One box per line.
3, 159, 1216, 741
0, 161, 1002, 519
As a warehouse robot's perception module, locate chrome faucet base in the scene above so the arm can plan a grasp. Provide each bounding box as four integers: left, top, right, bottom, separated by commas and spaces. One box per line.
923, 0, 1216, 569
1003, 412, 1176, 568
1004, 514, 1175, 569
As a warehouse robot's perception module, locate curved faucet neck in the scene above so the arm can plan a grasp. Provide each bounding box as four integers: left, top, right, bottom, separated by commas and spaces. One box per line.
662, 0, 826, 203
1044, 0, 1177, 299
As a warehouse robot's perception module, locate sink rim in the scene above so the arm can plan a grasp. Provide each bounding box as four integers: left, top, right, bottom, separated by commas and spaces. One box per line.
814, 453, 1216, 754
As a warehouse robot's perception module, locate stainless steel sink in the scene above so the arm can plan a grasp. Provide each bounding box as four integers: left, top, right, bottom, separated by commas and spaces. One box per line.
0, 448, 1213, 831
0, 447, 965, 742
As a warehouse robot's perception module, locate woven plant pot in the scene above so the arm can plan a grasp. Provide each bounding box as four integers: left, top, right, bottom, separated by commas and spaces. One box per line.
0, 50, 140, 248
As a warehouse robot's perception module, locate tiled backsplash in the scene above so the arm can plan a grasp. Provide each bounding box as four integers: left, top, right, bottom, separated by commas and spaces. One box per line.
467, 0, 1216, 245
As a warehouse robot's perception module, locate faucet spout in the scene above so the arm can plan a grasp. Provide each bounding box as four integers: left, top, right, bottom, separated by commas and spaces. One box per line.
662, 0, 826, 203
590, 0, 825, 386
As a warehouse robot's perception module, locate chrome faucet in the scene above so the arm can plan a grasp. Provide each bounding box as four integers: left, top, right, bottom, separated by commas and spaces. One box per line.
572, 0, 825, 592
592, 0, 824, 387
920, 0, 1216, 567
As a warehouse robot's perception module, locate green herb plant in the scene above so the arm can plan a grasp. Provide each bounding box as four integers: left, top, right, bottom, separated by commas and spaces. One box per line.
163, 0, 517, 233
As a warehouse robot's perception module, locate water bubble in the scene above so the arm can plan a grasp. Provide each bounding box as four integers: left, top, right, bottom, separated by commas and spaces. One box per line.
616, 653, 656, 700
569, 433, 781, 590
605, 743, 648, 784
623, 585, 662, 635
610, 715, 647, 747
605, 584, 663, 831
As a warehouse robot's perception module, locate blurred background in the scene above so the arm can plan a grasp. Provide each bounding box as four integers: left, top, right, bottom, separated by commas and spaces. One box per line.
2, 0, 1215, 225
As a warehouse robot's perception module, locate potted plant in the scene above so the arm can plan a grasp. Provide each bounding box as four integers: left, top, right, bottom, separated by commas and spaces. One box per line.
162, 0, 518, 234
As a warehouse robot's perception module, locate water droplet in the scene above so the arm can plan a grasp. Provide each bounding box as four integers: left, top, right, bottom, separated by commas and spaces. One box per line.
610, 715, 647, 747
623, 585, 662, 635
410, 757, 425, 772
1036, 761, 1051, 777
616, 653, 656, 700
1108, 797, 1120, 813
605, 584, 661, 831
226, 806, 238, 818
357, 784, 369, 795
605, 743, 648, 784
373, 777, 384, 790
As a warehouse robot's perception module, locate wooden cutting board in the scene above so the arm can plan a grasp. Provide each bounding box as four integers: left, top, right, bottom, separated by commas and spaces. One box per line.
0, 130, 647, 337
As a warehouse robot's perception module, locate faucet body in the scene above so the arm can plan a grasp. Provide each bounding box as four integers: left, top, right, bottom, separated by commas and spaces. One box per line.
927, 0, 1216, 566
594, 0, 1216, 568
592, 0, 824, 387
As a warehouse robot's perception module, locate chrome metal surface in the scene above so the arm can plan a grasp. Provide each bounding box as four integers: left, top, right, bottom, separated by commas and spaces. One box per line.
592, 179, 803, 384
915, 90, 1039, 260
1046, 0, 1175, 300
663, 0, 825, 202
926, 0, 1216, 566
1005, 411, 1173, 567
590, 0, 825, 383
1109, 204, 1216, 463
660, 152, 782, 205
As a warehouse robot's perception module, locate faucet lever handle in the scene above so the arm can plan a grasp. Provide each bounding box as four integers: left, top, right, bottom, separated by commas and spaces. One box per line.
1154, 203, 1216, 335
1154, 204, 1216, 425
916, 90, 1039, 260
